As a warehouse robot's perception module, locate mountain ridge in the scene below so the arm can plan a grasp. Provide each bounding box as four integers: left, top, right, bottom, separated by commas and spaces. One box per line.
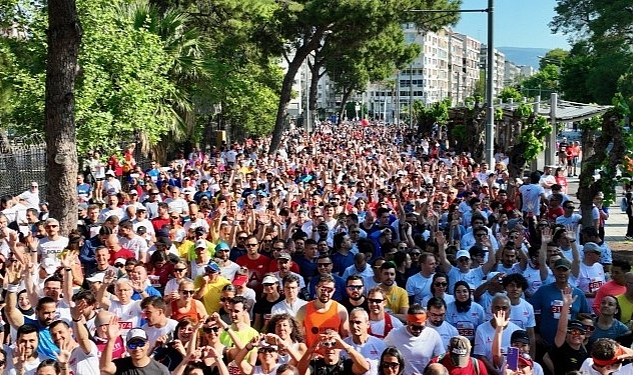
498, 47, 551, 69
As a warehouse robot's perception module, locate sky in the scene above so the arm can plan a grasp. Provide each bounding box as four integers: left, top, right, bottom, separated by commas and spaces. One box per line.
453, 0, 570, 49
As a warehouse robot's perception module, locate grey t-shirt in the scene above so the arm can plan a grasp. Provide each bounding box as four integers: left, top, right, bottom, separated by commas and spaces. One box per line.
113, 357, 170, 375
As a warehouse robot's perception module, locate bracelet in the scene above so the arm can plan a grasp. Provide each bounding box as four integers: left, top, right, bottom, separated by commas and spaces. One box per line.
6, 284, 19, 293
72, 318, 82, 322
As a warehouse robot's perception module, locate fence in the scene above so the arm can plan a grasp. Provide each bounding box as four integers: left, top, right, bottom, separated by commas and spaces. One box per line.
0, 133, 47, 199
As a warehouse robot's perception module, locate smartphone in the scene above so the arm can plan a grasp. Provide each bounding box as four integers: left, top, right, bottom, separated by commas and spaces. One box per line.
507, 347, 519, 371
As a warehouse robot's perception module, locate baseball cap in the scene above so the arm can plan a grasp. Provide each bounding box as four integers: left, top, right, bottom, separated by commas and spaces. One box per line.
448, 336, 472, 367
105, 170, 116, 176
232, 274, 248, 286
583, 242, 602, 254
455, 250, 470, 260
262, 275, 278, 285
195, 239, 207, 249
511, 330, 530, 345
554, 258, 572, 270
114, 258, 126, 266
126, 328, 148, 342
469, 245, 488, 258
156, 236, 172, 247
86, 273, 105, 283
205, 260, 220, 273
518, 353, 534, 368
277, 252, 291, 261
568, 320, 586, 333
128, 189, 138, 195
41, 258, 58, 275
215, 242, 230, 252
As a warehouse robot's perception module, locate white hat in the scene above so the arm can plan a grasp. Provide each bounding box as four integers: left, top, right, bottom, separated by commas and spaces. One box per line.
262, 275, 278, 284
126, 328, 148, 342
182, 188, 195, 195
195, 239, 207, 249
455, 250, 471, 259
105, 170, 116, 176
86, 273, 105, 283
41, 258, 58, 275
114, 258, 126, 266
174, 229, 186, 243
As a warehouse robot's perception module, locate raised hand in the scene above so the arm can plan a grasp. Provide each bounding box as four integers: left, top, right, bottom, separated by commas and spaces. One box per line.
71, 299, 87, 322
493, 309, 508, 330
6, 261, 24, 285
541, 226, 552, 244
561, 286, 577, 306
105, 315, 121, 340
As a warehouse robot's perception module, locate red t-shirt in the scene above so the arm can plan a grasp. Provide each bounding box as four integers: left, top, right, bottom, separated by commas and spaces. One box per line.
236, 255, 271, 295
546, 206, 565, 222
429, 354, 489, 375
109, 247, 136, 264
152, 217, 170, 233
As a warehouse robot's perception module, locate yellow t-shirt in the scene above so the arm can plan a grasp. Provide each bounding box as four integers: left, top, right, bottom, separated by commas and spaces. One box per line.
617, 294, 633, 324
194, 274, 230, 314
383, 285, 410, 315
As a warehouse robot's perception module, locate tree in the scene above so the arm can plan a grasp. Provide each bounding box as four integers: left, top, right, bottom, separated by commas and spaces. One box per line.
521, 65, 560, 98
497, 87, 522, 103
45, 0, 82, 234
539, 48, 568, 70
256, 0, 461, 154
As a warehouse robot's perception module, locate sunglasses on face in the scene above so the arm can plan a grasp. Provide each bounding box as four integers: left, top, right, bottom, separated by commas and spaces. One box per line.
382, 362, 400, 370
368, 298, 384, 304
258, 347, 277, 354
174, 268, 187, 272
127, 341, 147, 350
409, 324, 424, 332
434, 282, 448, 287
321, 341, 336, 348
346, 285, 363, 290
583, 325, 596, 332
203, 326, 220, 334
568, 329, 585, 335
180, 290, 195, 295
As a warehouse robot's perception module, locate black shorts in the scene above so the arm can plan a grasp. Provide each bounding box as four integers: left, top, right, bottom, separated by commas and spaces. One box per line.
96, 177, 105, 182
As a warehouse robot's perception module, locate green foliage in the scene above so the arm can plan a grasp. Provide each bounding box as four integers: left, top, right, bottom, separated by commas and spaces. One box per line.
514, 103, 533, 118
539, 48, 568, 70
517, 116, 553, 161
494, 107, 503, 121
521, 65, 560, 98
450, 124, 466, 142
498, 87, 522, 103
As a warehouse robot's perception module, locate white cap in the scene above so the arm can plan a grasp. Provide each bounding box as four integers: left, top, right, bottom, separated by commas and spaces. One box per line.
455, 250, 470, 259
174, 229, 186, 243
195, 239, 207, 249
86, 273, 105, 283
262, 275, 278, 284
41, 258, 58, 275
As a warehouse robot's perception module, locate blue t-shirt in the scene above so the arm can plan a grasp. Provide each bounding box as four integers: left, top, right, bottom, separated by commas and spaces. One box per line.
24, 317, 59, 360
529, 283, 590, 346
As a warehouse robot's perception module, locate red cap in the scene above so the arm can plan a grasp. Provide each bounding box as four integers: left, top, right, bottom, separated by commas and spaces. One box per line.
232, 275, 248, 286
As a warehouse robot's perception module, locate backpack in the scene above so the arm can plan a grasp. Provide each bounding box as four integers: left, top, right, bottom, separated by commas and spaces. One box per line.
621, 197, 628, 212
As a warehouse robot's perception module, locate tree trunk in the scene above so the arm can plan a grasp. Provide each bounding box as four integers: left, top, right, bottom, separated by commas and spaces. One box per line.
309, 60, 322, 124
45, 0, 82, 236
338, 87, 353, 125
269, 29, 329, 154
577, 111, 624, 228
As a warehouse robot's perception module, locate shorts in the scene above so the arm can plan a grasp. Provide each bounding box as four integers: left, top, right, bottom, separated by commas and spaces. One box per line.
96, 177, 105, 182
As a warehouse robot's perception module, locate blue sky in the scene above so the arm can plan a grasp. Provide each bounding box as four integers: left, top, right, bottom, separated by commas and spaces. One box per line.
453, 0, 570, 49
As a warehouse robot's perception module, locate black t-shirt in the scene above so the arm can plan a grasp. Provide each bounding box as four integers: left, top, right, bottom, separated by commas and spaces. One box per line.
309, 358, 354, 375
548, 341, 588, 375
113, 357, 170, 375
253, 295, 285, 318
341, 298, 369, 314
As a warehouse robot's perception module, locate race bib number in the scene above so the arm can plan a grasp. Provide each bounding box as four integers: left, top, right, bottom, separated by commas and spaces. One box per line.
456, 321, 475, 338
119, 321, 132, 330
589, 278, 603, 293
550, 300, 570, 319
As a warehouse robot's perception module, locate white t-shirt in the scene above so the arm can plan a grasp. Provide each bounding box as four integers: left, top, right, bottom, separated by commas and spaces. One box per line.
37, 236, 69, 266
221, 262, 241, 282
108, 300, 142, 341
445, 300, 486, 341
68, 341, 100, 375
142, 319, 179, 347
580, 359, 633, 375
508, 299, 536, 329
519, 183, 545, 215
406, 273, 434, 306
368, 315, 404, 338
271, 299, 308, 316
473, 320, 521, 362
577, 262, 605, 307
119, 235, 149, 260
426, 320, 459, 349
383, 326, 444, 375
342, 335, 387, 375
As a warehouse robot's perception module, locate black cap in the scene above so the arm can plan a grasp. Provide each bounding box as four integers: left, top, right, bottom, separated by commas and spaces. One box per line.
567, 320, 586, 333
156, 236, 172, 247
511, 330, 530, 345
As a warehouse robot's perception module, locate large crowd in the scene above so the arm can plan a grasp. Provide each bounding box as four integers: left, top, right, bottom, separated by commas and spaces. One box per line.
0, 122, 631, 375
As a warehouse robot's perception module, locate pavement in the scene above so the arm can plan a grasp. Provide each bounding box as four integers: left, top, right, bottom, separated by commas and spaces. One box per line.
556, 128, 632, 255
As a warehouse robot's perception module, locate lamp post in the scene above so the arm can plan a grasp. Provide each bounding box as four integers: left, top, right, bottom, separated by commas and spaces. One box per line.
407, 4, 494, 165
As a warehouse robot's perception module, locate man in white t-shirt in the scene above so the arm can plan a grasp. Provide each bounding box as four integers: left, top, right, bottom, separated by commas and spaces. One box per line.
51, 304, 100, 375
519, 172, 548, 217
18, 182, 40, 209
140, 296, 178, 348
97, 277, 143, 343
426, 297, 459, 349
578, 242, 606, 308
118, 220, 148, 263
36, 218, 69, 266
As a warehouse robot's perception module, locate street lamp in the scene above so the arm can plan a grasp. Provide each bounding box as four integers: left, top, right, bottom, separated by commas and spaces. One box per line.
407, 3, 494, 165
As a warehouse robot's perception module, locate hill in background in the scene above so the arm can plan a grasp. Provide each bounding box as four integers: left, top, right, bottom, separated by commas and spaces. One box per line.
498, 47, 551, 69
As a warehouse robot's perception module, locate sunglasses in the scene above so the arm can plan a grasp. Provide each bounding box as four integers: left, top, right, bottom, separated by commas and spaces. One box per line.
245, 244, 258, 247
272, 247, 284, 251
583, 325, 596, 332
568, 329, 585, 335
368, 298, 384, 304
318, 287, 334, 294
317, 263, 332, 267
174, 268, 187, 272
434, 282, 448, 287
220, 297, 231, 302
127, 341, 147, 350
180, 290, 195, 295
346, 285, 363, 290
203, 326, 220, 334
321, 341, 336, 348
409, 324, 425, 331
258, 347, 277, 354
382, 362, 400, 369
